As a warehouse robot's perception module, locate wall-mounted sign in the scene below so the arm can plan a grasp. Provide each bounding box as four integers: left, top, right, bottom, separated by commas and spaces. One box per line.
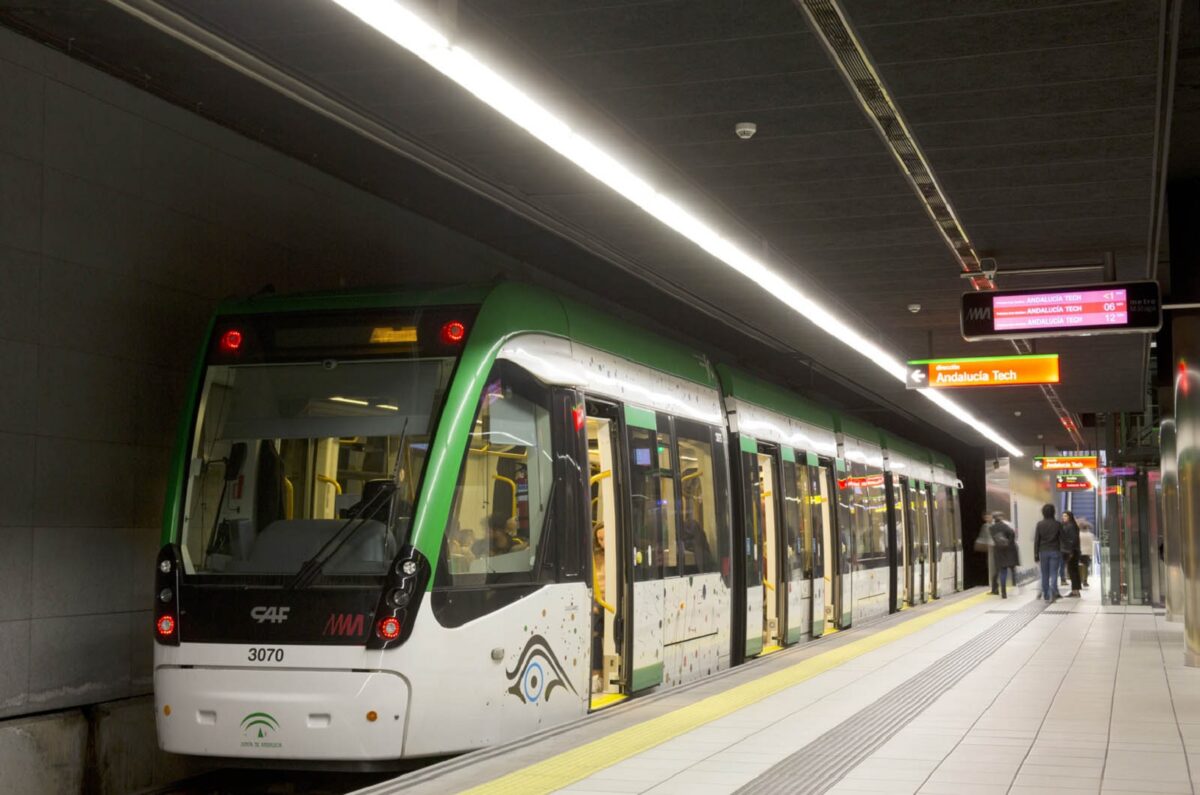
1102, 466, 1137, 477
1055, 474, 1093, 491
1033, 455, 1098, 471
961, 281, 1161, 341
905, 354, 1059, 390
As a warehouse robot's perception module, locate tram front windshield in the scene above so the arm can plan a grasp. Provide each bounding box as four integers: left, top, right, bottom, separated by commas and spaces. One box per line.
180, 358, 454, 579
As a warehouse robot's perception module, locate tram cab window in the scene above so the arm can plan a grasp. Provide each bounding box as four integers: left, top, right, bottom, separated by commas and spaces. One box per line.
180, 358, 451, 577
438, 361, 558, 586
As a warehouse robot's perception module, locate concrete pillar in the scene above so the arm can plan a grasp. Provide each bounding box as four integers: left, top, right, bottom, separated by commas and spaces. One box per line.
1163, 419, 1184, 622
1174, 316, 1200, 665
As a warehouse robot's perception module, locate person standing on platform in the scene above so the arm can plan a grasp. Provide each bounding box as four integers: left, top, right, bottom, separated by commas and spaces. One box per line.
979, 512, 998, 594
1061, 510, 1082, 597
990, 512, 1018, 599
1034, 504, 1063, 602
1077, 518, 1095, 588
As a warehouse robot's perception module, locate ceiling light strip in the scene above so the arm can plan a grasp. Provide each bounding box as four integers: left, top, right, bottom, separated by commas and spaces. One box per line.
327, 0, 1022, 457
797, 0, 1085, 449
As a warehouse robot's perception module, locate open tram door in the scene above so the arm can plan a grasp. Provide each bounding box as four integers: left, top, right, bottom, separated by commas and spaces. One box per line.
740, 442, 793, 657
585, 400, 629, 710
815, 457, 842, 632
896, 475, 916, 608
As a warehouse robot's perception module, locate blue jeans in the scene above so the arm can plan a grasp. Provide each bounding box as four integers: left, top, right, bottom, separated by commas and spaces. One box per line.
1040, 551, 1061, 601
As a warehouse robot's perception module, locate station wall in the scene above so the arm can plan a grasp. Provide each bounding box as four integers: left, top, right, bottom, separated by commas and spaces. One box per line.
0, 26, 527, 723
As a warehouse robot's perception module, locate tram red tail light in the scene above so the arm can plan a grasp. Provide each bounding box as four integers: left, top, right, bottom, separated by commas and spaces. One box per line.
156, 614, 176, 638
377, 616, 401, 640
439, 320, 467, 345
219, 329, 244, 353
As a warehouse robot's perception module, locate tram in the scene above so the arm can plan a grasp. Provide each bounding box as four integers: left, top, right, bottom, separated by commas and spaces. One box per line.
152, 283, 962, 761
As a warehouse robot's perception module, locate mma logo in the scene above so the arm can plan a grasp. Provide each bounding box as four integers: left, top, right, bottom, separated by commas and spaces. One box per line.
322, 612, 366, 637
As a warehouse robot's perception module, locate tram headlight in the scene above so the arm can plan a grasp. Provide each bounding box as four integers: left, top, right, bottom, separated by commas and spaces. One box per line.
397, 559, 418, 576
158, 560, 172, 574
158, 587, 173, 603
387, 588, 410, 609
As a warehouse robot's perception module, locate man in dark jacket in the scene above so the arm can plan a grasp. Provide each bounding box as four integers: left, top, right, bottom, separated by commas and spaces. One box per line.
990, 512, 1019, 598
1033, 504, 1063, 601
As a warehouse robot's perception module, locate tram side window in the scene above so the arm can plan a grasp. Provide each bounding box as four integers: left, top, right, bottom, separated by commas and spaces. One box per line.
676, 421, 720, 575
439, 361, 556, 585
629, 426, 666, 580
862, 468, 888, 561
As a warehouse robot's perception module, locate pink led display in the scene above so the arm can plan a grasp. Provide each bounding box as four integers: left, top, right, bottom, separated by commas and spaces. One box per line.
993, 288, 1127, 332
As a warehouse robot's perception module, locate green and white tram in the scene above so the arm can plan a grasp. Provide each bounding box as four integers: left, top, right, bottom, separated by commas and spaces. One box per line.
152, 283, 963, 761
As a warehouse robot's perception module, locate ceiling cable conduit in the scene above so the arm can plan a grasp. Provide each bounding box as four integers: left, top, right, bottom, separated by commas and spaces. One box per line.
796, 0, 1086, 449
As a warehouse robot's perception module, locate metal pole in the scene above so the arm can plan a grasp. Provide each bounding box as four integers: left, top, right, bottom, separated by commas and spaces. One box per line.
1163, 419, 1184, 622
1173, 315, 1200, 665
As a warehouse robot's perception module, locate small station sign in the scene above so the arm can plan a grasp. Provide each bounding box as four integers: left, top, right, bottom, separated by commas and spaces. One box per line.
905, 354, 1059, 390
1055, 474, 1093, 491
1033, 455, 1099, 471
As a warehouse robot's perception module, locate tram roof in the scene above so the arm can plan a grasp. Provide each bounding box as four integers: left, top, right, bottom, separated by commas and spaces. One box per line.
213, 281, 719, 390
714, 364, 835, 433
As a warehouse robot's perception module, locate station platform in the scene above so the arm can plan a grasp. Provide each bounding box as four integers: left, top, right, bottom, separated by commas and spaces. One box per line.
354, 586, 1200, 795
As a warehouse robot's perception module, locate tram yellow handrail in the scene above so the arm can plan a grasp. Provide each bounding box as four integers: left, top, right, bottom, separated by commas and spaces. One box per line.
469, 444, 528, 461
763, 579, 775, 592
590, 470, 612, 486
493, 474, 519, 516
316, 474, 342, 495
680, 470, 704, 483
591, 554, 616, 614
282, 477, 295, 520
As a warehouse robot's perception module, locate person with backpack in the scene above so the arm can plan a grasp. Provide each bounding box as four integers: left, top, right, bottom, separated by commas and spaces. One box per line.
990, 512, 1019, 598
1033, 504, 1063, 602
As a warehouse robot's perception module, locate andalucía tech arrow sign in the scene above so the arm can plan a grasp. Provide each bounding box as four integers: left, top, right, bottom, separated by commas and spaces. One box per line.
905, 354, 1060, 390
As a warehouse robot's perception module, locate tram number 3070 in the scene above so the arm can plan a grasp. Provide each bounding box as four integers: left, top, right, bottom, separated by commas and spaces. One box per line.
247, 647, 284, 663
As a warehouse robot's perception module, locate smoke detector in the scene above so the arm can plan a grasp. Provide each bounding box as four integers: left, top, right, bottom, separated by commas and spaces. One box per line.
735, 122, 757, 140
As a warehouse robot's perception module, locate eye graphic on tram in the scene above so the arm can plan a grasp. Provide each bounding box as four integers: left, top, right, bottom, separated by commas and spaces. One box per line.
504, 635, 577, 704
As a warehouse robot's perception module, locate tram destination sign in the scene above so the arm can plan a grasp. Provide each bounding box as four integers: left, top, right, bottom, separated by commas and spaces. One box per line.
905, 354, 1059, 390
1033, 455, 1098, 471
960, 280, 1161, 341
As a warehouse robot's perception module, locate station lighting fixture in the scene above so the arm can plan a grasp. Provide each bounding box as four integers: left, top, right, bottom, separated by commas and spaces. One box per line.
329, 0, 1023, 457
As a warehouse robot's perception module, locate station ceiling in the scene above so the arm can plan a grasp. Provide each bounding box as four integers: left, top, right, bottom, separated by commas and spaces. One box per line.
1, 0, 1177, 453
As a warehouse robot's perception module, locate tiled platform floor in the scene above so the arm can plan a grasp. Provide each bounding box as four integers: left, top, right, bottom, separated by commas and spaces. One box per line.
553, 586, 1200, 795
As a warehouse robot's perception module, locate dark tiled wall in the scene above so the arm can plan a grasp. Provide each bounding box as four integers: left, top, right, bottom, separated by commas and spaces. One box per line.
0, 27, 521, 718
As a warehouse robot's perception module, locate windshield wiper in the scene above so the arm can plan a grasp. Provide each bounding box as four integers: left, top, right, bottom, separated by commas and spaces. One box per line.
288, 418, 409, 590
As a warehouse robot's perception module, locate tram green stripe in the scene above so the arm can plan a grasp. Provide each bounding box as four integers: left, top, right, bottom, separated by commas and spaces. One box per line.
781, 445, 795, 463
624, 405, 657, 431
739, 434, 758, 455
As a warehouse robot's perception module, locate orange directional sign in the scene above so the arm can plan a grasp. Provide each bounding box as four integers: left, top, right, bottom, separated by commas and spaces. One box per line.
905, 354, 1060, 390
1034, 456, 1099, 471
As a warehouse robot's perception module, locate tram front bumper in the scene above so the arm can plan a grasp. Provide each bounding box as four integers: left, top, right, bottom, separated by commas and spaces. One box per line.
155, 666, 409, 760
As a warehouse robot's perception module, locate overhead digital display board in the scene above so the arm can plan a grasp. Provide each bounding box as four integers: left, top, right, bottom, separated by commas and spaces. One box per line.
905, 354, 1059, 390
961, 281, 1161, 341
1033, 455, 1099, 471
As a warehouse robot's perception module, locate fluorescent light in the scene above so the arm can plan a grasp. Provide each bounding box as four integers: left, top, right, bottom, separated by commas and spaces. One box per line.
330, 0, 1022, 457
377, 403, 400, 411
330, 396, 369, 406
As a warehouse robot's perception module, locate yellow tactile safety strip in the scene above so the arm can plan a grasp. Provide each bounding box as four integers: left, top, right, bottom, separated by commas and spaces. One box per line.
457, 591, 992, 795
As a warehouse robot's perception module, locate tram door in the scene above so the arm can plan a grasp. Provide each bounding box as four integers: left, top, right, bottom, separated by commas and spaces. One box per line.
757, 448, 784, 653
918, 484, 937, 598
893, 475, 911, 610
908, 482, 929, 603
816, 460, 842, 631
585, 404, 628, 708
